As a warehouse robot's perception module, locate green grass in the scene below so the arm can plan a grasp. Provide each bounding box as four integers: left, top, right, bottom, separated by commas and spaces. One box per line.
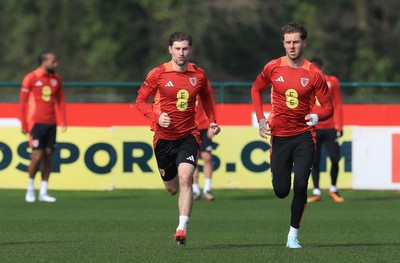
0, 189, 399, 262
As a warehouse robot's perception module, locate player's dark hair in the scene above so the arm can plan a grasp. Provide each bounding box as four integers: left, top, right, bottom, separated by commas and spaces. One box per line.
281, 22, 308, 40
38, 51, 53, 65
169, 32, 192, 47
310, 57, 324, 69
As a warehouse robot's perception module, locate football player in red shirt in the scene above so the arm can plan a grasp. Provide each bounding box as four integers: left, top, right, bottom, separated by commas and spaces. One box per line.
308, 57, 344, 203
251, 22, 333, 248
20, 51, 67, 203
135, 32, 220, 245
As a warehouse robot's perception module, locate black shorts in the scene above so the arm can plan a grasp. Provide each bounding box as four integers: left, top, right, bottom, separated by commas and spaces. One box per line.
30, 123, 57, 150
199, 129, 213, 152
154, 134, 199, 181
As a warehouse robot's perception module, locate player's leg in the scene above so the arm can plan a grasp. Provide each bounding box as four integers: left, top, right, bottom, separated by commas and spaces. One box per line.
192, 167, 201, 200
309, 130, 323, 202
325, 129, 344, 202
26, 149, 43, 202
174, 134, 199, 245
202, 150, 214, 201
38, 147, 56, 202
25, 124, 44, 203
177, 162, 195, 218
270, 136, 294, 199
288, 131, 315, 248
163, 175, 179, 195
38, 125, 57, 202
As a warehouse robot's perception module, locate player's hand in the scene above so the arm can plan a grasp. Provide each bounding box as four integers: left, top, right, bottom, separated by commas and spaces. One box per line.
207, 127, 215, 139
337, 130, 343, 138
258, 118, 271, 139
61, 125, 67, 132
158, 112, 171, 128
209, 122, 221, 136
305, 114, 319, 126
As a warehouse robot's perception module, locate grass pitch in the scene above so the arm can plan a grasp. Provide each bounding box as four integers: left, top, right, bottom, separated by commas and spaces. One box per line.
0, 189, 399, 262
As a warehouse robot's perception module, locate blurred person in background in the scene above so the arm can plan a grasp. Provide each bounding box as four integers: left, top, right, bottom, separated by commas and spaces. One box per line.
20, 51, 67, 203
308, 57, 344, 203
189, 60, 216, 202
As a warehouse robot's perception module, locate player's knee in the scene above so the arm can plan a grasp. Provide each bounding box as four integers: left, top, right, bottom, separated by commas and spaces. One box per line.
275, 191, 290, 199
331, 160, 339, 166
31, 152, 42, 163
166, 187, 178, 196
273, 187, 290, 198
202, 153, 212, 163
179, 174, 193, 188
293, 181, 308, 193
168, 190, 178, 196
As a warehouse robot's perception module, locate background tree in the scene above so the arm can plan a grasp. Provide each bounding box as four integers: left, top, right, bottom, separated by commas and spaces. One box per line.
0, 0, 398, 84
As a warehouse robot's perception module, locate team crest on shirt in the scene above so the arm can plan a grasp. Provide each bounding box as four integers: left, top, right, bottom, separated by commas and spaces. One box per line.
51, 78, 58, 87
159, 168, 165, 177
189, 78, 197, 87
300, 78, 309, 87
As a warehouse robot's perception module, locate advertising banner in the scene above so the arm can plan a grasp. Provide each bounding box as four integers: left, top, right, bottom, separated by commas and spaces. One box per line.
352, 127, 400, 190
0, 125, 352, 190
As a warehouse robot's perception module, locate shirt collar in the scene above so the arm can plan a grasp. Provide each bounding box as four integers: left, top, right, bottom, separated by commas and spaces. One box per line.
164, 61, 196, 73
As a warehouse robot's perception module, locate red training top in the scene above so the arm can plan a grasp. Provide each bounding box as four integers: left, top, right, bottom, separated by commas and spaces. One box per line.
136, 61, 216, 145
251, 56, 333, 137
20, 67, 67, 132
312, 74, 343, 132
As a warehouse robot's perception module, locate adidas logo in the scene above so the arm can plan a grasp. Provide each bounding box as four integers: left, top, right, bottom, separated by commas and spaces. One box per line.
275, 76, 284, 82
186, 155, 195, 162
165, 81, 174, 87
35, 80, 43, 86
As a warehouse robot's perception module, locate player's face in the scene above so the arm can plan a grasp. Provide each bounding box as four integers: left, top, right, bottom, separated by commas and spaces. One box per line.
43, 54, 58, 73
169, 40, 191, 67
283, 33, 306, 62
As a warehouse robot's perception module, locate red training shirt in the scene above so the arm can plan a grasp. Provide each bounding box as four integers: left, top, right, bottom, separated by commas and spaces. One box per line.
20, 67, 67, 132
136, 61, 216, 145
251, 56, 333, 137
312, 74, 343, 132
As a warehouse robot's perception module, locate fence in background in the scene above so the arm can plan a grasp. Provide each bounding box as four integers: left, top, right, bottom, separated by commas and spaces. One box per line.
1, 81, 400, 104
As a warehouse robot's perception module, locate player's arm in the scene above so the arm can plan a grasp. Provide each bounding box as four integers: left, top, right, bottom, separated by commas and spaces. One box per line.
135, 71, 161, 124
307, 73, 334, 125
19, 74, 32, 134
251, 70, 271, 138
204, 80, 218, 138
332, 77, 344, 136
57, 80, 67, 132
199, 79, 220, 136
